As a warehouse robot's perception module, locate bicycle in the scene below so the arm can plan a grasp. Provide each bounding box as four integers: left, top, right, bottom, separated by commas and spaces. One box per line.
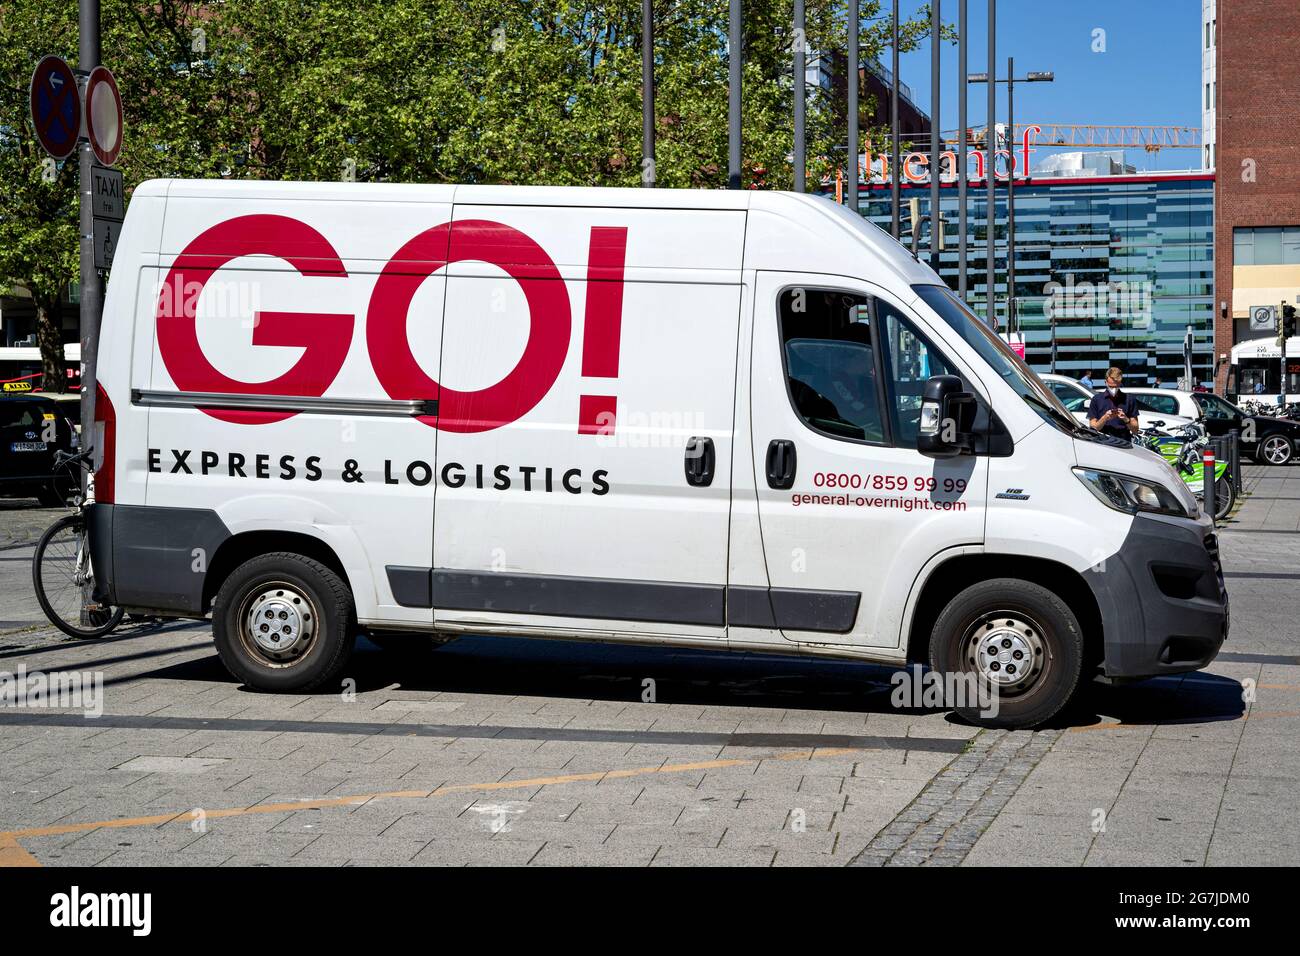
31, 449, 125, 638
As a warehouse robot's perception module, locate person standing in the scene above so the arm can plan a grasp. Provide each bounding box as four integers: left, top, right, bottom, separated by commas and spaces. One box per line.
1079, 370, 1094, 391
1087, 367, 1140, 441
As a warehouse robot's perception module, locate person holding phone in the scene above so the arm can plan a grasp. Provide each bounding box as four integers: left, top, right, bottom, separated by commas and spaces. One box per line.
1087, 367, 1140, 440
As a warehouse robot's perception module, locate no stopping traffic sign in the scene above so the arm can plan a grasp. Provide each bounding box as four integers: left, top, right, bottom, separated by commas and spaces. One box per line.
29, 55, 80, 160
85, 66, 124, 166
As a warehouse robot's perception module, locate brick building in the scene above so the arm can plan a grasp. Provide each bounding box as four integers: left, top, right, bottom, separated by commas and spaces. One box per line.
1214, 0, 1300, 394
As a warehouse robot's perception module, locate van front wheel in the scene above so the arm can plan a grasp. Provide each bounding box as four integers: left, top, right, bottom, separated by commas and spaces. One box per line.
929, 579, 1083, 730
212, 553, 355, 692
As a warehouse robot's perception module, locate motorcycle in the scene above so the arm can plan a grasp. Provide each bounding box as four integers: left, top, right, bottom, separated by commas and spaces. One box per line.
1135, 420, 1235, 521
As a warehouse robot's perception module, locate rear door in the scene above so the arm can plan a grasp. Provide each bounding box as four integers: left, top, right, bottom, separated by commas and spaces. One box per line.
430, 200, 745, 639
141, 187, 452, 625
748, 272, 988, 649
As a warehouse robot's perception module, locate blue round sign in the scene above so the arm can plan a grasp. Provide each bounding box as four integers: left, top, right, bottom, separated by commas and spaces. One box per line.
30, 55, 81, 161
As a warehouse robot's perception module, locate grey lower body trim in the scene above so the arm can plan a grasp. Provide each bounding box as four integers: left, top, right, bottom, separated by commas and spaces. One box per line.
387, 566, 433, 609
432, 569, 723, 626
387, 567, 860, 634
1083, 515, 1227, 679
89, 503, 230, 614
726, 585, 860, 633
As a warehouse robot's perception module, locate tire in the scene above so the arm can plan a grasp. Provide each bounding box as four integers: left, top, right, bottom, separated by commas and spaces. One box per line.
929, 578, 1084, 730
32, 513, 124, 639
212, 552, 356, 692
1255, 434, 1294, 466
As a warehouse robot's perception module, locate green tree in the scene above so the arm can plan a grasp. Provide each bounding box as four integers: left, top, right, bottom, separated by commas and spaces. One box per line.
1, 0, 943, 393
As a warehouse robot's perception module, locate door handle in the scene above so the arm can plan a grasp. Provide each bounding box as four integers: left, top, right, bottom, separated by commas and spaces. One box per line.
766, 439, 797, 489
684, 436, 715, 487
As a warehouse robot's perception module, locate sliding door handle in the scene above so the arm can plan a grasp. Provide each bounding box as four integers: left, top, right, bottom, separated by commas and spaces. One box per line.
684, 436, 716, 487
766, 439, 797, 489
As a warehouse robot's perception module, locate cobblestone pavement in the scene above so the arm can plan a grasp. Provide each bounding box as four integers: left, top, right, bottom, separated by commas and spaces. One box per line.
850, 730, 1061, 866
0, 464, 1296, 866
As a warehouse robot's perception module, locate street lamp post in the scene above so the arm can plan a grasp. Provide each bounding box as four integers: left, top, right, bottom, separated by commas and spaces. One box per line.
847, 0, 859, 212
642, 0, 654, 187
970, 61, 1053, 334
729, 0, 741, 189
794, 0, 805, 191
929, 0, 941, 272
957, 0, 968, 299
998, 60, 1050, 335
890, 0, 900, 238
986, 0, 995, 328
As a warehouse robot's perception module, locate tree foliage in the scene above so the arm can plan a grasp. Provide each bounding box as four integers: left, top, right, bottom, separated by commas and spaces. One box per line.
1, 0, 940, 387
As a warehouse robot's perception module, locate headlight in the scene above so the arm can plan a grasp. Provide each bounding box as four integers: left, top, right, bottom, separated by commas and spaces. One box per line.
1073, 468, 1192, 518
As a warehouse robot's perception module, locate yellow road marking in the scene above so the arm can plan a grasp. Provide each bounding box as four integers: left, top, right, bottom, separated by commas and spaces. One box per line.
1070, 709, 1300, 733
0, 834, 40, 867
0, 746, 860, 866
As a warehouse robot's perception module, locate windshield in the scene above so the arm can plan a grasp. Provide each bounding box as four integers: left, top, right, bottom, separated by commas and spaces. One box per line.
912, 284, 1079, 432
1194, 394, 1240, 420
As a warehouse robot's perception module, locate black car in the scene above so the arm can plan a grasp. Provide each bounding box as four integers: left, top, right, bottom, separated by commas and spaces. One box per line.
1189, 392, 1300, 466
0, 394, 78, 505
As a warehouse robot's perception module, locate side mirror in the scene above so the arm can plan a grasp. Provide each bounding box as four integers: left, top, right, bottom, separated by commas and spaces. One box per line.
918, 375, 977, 459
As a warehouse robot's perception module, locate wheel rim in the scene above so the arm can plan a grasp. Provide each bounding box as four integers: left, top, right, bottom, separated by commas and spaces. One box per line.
237, 582, 318, 666
961, 611, 1049, 697
1264, 436, 1291, 464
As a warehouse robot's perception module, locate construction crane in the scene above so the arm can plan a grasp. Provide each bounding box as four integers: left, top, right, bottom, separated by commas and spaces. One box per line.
954, 123, 1201, 153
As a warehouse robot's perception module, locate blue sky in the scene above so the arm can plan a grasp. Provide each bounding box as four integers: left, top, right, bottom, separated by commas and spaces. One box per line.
888, 0, 1203, 171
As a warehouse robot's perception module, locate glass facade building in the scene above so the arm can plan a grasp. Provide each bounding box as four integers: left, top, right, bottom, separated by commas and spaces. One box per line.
855, 173, 1216, 388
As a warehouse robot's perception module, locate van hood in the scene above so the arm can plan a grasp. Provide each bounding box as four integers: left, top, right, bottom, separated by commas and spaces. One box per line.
1072, 434, 1200, 517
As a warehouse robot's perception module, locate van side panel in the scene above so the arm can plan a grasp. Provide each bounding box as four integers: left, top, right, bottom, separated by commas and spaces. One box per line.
429, 203, 745, 639
127, 189, 454, 622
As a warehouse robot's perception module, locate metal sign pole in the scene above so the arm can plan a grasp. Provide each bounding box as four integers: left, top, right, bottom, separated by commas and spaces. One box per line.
78, 0, 101, 485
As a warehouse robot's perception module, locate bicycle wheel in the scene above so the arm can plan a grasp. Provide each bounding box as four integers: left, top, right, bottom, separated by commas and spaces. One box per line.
1214, 477, 1236, 521
32, 513, 125, 639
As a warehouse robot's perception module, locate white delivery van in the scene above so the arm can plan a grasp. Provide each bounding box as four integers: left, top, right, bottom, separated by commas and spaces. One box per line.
87, 181, 1227, 728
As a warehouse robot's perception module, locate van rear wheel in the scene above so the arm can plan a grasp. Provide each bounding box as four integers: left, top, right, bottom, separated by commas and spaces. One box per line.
212, 552, 355, 692
929, 579, 1083, 730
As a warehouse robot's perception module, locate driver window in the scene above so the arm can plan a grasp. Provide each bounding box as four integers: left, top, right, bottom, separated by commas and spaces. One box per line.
778, 288, 884, 443
876, 302, 962, 448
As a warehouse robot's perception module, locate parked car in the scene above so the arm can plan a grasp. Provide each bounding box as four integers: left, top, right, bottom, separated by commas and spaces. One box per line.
1040, 374, 1195, 434
1127, 387, 1300, 465
0, 394, 77, 505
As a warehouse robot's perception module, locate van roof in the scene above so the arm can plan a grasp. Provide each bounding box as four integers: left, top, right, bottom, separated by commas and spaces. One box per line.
135, 179, 941, 290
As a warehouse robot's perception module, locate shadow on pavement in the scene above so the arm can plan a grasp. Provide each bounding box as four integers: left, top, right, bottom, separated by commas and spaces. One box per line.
1051, 672, 1246, 729
83, 631, 1249, 729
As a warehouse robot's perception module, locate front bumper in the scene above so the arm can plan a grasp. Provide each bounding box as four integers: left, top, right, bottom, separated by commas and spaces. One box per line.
1084, 513, 1228, 679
